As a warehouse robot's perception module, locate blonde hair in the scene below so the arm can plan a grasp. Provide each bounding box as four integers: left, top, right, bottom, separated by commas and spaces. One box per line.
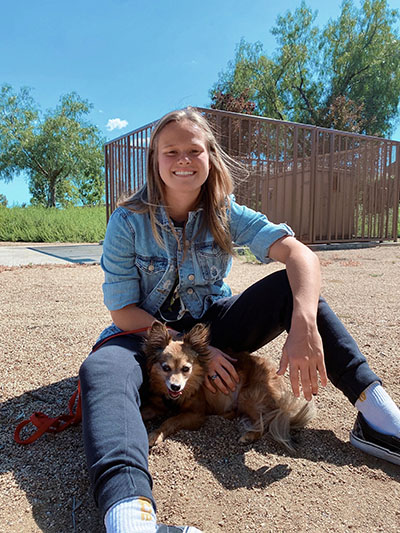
119, 108, 237, 254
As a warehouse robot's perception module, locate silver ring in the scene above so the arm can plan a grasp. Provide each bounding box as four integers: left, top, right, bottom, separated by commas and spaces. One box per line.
209, 374, 218, 381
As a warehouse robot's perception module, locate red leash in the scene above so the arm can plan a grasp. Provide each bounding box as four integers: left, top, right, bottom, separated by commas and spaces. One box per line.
14, 327, 150, 445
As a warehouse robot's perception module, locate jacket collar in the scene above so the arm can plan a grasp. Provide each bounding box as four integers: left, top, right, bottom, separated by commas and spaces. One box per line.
156, 204, 204, 229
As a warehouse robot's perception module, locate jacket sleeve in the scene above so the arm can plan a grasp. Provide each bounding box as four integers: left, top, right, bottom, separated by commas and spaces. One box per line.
229, 198, 295, 262
100, 207, 141, 311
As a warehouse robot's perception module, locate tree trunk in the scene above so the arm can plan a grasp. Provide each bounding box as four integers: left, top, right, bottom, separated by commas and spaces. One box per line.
49, 176, 57, 207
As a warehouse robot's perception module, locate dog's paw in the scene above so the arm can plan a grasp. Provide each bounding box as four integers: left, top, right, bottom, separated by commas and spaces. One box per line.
239, 431, 261, 444
148, 431, 164, 447
140, 405, 158, 421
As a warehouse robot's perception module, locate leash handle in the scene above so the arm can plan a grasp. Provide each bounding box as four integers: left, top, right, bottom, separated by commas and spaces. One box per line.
14, 327, 151, 445
14, 382, 82, 445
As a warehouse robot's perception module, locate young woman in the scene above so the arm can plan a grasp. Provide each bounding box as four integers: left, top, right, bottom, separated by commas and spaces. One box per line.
79, 108, 400, 533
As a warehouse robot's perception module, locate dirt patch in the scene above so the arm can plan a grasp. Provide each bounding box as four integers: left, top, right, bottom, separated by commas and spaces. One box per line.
1, 246, 399, 532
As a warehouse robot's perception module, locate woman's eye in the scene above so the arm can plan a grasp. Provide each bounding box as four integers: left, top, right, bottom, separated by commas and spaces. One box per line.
182, 366, 191, 373
161, 364, 171, 372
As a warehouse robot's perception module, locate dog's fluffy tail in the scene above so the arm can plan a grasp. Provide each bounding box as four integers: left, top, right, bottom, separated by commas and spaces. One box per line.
241, 393, 315, 451
268, 393, 315, 451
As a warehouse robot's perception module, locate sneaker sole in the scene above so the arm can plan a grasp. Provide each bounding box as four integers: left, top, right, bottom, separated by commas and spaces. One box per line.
350, 430, 400, 466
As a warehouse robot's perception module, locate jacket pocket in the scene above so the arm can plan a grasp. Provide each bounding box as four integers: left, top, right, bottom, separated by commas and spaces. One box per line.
195, 242, 229, 282
135, 255, 169, 275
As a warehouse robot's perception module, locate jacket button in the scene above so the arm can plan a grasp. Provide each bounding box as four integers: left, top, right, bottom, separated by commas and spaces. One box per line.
188, 274, 195, 281
148, 264, 155, 272
187, 288, 194, 295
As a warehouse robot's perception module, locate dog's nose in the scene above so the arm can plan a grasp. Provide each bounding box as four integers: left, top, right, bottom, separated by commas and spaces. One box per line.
170, 384, 181, 392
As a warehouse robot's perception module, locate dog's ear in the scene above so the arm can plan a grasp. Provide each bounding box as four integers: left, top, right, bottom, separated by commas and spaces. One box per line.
183, 323, 210, 358
144, 321, 171, 354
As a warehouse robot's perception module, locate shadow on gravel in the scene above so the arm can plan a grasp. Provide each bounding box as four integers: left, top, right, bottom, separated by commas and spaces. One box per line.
3, 380, 399, 533
155, 414, 400, 489
1, 378, 103, 533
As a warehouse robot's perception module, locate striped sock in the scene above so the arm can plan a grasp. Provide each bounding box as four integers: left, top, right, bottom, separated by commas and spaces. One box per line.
105, 497, 157, 533
355, 382, 400, 436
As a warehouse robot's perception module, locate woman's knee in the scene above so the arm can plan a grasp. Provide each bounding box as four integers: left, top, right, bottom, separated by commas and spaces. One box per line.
79, 347, 116, 382
79, 343, 146, 392
245, 268, 293, 320
251, 268, 292, 302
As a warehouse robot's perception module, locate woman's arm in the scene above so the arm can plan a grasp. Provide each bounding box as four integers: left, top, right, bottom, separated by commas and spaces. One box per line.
111, 304, 182, 339
269, 236, 328, 401
111, 304, 156, 332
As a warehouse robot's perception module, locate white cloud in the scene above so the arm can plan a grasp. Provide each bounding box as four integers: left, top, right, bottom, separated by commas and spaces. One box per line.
106, 118, 128, 131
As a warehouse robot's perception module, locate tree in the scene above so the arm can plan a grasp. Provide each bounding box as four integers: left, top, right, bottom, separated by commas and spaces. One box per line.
210, 0, 400, 137
0, 85, 105, 207
0, 194, 7, 207
211, 88, 256, 115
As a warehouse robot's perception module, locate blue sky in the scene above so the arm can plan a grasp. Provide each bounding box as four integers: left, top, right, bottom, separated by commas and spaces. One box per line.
1, 0, 400, 205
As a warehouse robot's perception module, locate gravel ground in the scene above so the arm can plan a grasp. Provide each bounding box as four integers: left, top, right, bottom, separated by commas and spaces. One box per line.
0, 245, 399, 533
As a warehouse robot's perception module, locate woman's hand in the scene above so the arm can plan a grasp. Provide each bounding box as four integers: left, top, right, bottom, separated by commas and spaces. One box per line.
204, 345, 239, 395
277, 322, 327, 401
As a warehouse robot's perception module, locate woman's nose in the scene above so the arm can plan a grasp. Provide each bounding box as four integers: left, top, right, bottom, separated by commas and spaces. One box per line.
177, 153, 191, 164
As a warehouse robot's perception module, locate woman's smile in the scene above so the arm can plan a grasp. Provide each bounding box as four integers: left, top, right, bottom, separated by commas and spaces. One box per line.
173, 171, 196, 176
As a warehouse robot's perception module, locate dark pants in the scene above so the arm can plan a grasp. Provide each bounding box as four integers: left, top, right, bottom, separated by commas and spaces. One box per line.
79, 270, 380, 518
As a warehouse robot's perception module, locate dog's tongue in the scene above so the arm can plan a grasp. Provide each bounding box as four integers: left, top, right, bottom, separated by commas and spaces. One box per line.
168, 389, 182, 399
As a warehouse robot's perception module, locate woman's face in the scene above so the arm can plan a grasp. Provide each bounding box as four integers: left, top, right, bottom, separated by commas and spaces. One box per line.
157, 119, 210, 205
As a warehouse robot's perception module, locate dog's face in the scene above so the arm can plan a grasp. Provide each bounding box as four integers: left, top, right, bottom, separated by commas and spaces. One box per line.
144, 322, 210, 401
151, 345, 194, 400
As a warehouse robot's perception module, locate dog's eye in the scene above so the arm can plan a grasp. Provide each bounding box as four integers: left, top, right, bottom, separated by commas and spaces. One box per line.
181, 366, 191, 373
161, 363, 171, 372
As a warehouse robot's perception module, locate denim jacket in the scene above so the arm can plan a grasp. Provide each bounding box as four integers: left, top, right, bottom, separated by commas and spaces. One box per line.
97, 198, 294, 342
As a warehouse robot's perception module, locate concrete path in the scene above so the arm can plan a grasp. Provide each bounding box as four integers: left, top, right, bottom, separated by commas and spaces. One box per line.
0, 240, 398, 267
0, 243, 102, 266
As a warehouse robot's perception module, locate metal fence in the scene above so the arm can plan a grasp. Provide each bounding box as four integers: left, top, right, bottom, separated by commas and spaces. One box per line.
104, 107, 399, 243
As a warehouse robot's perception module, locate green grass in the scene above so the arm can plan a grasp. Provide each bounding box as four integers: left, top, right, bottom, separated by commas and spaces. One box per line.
236, 246, 262, 264
1, 203, 398, 244
0, 206, 107, 242
398, 206, 400, 238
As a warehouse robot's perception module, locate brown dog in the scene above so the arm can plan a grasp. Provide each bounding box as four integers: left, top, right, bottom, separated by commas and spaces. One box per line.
141, 321, 315, 450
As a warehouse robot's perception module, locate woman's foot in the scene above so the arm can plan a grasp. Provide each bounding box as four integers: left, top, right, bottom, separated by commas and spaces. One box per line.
350, 412, 400, 465
105, 498, 203, 532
